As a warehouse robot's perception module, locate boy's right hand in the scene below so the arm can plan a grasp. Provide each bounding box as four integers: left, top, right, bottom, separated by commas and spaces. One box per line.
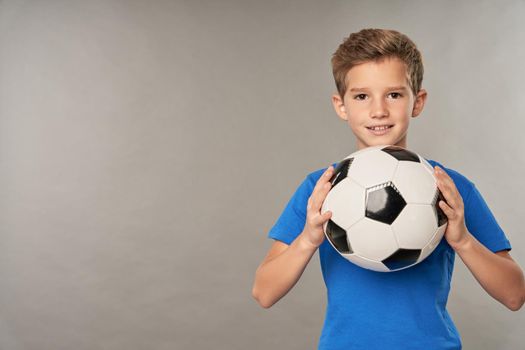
302, 166, 334, 248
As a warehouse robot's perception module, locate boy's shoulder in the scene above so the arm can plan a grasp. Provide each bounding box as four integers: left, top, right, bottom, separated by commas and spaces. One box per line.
425, 158, 475, 192
305, 161, 339, 182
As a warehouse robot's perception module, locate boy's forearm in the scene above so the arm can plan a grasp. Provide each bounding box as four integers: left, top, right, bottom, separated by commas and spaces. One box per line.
253, 232, 318, 308
453, 232, 525, 311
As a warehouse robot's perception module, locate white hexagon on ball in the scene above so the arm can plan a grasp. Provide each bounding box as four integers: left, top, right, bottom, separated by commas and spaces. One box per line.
322, 177, 365, 230
419, 156, 436, 176
342, 253, 391, 272
345, 144, 386, 159
418, 223, 447, 262
392, 161, 437, 204
349, 150, 399, 188
392, 204, 438, 249
347, 217, 399, 261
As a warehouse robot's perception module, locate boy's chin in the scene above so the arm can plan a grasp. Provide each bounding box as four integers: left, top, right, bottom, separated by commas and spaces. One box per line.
358, 139, 394, 149
358, 135, 407, 150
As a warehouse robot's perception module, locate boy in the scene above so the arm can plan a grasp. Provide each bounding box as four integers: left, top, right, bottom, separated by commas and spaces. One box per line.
252, 28, 525, 349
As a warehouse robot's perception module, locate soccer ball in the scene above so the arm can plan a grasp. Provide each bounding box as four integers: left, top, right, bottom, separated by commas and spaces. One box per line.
321, 145, 448, 272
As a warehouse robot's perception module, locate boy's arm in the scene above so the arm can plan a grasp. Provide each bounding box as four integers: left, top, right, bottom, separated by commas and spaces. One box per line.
252, 166, 334, 308
434, 166, 525, 311
453, 236, 524, 311
252, 233, 319, 308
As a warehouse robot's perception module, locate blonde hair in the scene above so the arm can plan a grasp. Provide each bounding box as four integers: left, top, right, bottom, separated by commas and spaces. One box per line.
331, 28, 424, 98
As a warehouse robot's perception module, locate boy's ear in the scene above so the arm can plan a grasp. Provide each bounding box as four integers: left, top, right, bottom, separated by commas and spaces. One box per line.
412, 89, 428, 117
332, 93, 348, 121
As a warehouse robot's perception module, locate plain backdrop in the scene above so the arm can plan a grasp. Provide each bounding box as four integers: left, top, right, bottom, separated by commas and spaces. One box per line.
0, 0, 524, 349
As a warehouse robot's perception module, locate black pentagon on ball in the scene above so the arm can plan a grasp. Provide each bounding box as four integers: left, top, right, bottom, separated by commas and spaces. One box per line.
382, 248, 422, 271
365, 181, 407, 225
432, 188, 448, 227
330, 157, 354, 188
325, 219, 352, 254
381, 145, 420, 162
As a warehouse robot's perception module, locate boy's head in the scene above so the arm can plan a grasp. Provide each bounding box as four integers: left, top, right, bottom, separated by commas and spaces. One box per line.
330, 28, 428, 150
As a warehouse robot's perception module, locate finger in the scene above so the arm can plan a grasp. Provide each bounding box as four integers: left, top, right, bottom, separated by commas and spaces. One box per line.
438, 200, 457, 221
437, 174, 464, 210
311, 166, 333, 203
306, 208, 331, 229
312, 181, 332, 211
435, 169, 458, 206
314, 210, 332, 226
314, 166, 333, 192
437, 180, 458, 209
435, 166, 461, 199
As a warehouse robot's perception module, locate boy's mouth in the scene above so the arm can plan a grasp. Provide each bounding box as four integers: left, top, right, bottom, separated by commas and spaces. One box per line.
366, 124, 394, 135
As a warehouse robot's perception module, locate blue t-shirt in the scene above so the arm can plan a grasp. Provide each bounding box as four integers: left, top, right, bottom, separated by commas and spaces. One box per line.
267, 159, 511, 350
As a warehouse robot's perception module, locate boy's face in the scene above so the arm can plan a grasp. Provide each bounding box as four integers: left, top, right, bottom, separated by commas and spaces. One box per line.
332, 57, 427, 150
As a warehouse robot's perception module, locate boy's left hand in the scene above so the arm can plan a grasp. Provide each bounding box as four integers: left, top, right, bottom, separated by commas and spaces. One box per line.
434, 166, 470, 251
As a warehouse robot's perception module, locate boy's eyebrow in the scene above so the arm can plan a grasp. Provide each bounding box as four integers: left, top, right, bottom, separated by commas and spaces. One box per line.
349, 86, 409, 92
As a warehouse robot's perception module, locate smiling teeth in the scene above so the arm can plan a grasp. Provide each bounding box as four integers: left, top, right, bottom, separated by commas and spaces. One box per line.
370, 126, 391, 131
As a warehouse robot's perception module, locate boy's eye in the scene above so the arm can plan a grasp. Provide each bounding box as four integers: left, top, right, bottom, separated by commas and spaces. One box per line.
353, 92, 403, 100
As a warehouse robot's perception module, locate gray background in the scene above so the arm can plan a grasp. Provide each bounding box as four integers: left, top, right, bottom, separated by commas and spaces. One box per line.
0, 0, 523, 349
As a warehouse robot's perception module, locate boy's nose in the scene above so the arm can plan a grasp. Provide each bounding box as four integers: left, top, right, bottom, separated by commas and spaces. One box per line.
371, 102, 389, 118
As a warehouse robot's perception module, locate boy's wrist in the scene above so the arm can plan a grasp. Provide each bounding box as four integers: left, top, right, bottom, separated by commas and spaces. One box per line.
450, 231, 474, 254
298, 231, 321, 252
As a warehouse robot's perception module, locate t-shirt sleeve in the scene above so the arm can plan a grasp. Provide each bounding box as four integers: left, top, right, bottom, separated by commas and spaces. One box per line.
464, 182, 512, 253
267, 175, 314, 245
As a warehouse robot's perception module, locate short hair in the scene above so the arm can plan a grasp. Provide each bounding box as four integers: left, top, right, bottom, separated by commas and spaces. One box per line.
331, 28, 424, 98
